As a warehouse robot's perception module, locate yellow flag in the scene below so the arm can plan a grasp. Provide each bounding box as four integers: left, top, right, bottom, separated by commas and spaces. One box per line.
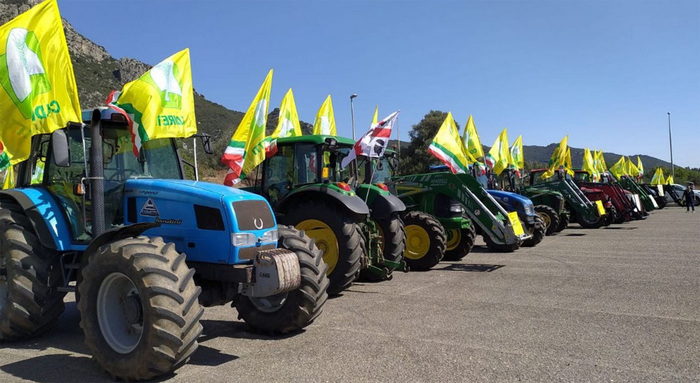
542, 135, 568, 178
636, 156, 644, 178
270, 88, 301, 139
312, 95, 336, 135
650, 168, 665, 186
666, 175, 674, 185
609, 156, 627, 179
428, 112, 473, 173
485, 128, 511, 176
0, 0, 81, 168
108, 48, 196, 156
564, 147, 574, 176
371, 105, 378, 125
222, 69, 272, 185
510, 135, 524, 171
462, 114, 484, 159
582, 148, 598, 181
596, 150, 608, 172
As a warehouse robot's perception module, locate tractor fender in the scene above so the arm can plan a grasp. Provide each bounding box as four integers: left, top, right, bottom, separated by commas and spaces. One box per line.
82, 223, 160, 260
0, 189, 72, 250
368, 192, 406, 220
277, 186, 369, 222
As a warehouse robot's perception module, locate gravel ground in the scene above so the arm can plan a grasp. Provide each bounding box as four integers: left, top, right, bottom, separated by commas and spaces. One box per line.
1, 206, 698, 382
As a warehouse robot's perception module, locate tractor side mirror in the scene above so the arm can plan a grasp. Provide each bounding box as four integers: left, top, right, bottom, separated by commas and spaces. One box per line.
324, 137, 337, 148
201, 133, 213, 155
51, 130, 71, 167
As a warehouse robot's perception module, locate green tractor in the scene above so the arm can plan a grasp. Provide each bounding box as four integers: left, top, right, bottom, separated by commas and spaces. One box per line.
250, 135, 406, 292
612, 174, 657, 212
497, 168, 570, 235
528, 168, 607, 229
377, 150, 526, 254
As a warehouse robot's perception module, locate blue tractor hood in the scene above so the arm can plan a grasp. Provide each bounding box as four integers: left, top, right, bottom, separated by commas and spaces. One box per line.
487, 189, 536, 222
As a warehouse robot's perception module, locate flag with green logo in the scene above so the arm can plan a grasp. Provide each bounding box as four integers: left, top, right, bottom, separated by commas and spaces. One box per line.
312, 95, 336, 135
582, 148, 599, 181
428, 112, 474, 174
542, 135, 568, 179
0, 0, 81, 168
264, 87, 301, 156
626, 156, 640, 179
510, 135, 524, 171
650, 168, 665, 186
485, 128, 511, 176
462, 114, 484, 159
609, 156, 627, 179
636, 156, 644, 179
595, 150, 607, 173
107, 48, 196, 156
222, 69, 272, 185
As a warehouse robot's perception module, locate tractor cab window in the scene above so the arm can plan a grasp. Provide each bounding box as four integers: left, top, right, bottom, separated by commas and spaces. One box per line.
574, 172, 589, 182
370, 157, 391, 184
294, 143, 319, 185
264, 145, 294, 206
30, 135, 51, 185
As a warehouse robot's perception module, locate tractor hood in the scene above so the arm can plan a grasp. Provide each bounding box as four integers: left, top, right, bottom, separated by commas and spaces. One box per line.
124, 179, 270, 207
487, 190, 535, 217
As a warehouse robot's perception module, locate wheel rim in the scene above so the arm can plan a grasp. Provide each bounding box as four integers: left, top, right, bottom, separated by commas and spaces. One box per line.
248, 292, 289, 313
97, 272, 143, 354
296, 219, 338, 274
404, 224, 430, 260
445, 229, 461, 251
537, 212, 551, 230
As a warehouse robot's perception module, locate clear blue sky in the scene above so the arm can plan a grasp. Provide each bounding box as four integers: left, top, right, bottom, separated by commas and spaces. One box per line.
59, 0, 699, 167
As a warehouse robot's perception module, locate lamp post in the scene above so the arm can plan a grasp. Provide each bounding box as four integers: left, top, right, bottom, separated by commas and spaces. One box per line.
668, 112, 674, 179
350, 94, 358, 140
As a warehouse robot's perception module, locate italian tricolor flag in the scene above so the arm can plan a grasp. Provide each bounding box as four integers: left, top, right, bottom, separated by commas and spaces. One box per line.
428, 112, 473, 174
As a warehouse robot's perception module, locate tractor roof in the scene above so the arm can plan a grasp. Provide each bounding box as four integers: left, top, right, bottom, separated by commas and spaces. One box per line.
275, 135, 355, 147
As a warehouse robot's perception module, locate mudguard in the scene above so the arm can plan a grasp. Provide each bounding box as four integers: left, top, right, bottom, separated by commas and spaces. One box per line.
277, 184, 370, 221
367, 192, 406, 219
0, 188, 75, 251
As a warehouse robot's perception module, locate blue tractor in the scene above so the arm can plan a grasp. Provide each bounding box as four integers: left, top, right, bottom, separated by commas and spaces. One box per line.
485, 190, 545, 247
0, 109, 329, 380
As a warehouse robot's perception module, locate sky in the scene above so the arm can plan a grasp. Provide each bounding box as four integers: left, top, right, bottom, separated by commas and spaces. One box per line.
58, 0, 699, 167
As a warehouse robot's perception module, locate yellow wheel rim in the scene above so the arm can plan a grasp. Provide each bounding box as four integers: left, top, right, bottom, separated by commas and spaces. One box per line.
537, 212, 551, 230
404, 224, 430, 260
445, 229, 461, 251
296, 219, 338, 274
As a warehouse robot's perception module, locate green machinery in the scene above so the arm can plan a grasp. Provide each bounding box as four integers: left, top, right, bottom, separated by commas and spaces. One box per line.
251, 135, 406, 293
497, 168, 570, 235
377, 150, 526, 254
528, 168, 606, 229
612, 175, 657, 212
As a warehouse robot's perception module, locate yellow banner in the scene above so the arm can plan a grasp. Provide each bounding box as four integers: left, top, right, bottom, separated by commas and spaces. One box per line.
510, 135, 524, 171
270, 88, 301, 139
508, 211, 525, 236
312, 95, 336, 135
0, 0, 81, 167
486, 128, 511, 176
462, 114, 484, 159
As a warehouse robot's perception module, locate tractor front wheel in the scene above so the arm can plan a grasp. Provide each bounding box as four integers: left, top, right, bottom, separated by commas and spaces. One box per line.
282, 201, 363, 295
535, 205, 560, 236
234, 226, 329, 334
577, 212, 605, 229
0, 200, 65, 341
522, 216, 545, 247
556, 213, 569, 232
401, 211, 445, 271
77, 236, 203, 381
442, 226, 475, 261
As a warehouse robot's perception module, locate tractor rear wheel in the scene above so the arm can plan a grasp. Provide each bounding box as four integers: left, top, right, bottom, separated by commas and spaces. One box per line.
234, 226, 329, 334
0, 200, 65, 341
577, 212, 604, 229
442, 226, 475, 261
605, 205, 617, 225
359, 214, 406, 281
77, 236, 203, 381
281, 201, 363, 295
401, 211, 445, 271
535, 205, 560, 236
522, 216, 545, 247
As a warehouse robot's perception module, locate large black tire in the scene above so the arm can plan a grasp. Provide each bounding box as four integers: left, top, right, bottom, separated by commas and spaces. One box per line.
77, 236, 204, 381
604, 205, 617, 226
556, 213, 569, 232
483, 233, 520, 252
442, 226, 475, 261
577, 211, 605, 229
280, 201, 363, 295
0, 200, 65, 341
522, 216, 545, 247
234, 226, 329, 334
535, 205, 560, 236
359, 214, 406, 282
401, 211, 445, 271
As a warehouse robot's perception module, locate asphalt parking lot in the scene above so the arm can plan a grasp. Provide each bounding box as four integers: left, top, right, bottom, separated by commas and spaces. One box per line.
1, 206, 699, 382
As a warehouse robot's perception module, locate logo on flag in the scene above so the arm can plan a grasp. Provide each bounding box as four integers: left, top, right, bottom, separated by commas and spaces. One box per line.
342, 111, 399, 168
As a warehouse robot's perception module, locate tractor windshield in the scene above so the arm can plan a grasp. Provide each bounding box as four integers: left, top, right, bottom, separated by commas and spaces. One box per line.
44, 124, 182, 242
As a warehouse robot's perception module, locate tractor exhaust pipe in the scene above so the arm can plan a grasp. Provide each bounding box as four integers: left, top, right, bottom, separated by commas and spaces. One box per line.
89, 109, 105, 237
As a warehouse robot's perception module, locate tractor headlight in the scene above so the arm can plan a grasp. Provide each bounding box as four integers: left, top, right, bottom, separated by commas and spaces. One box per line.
449, 204, 463, 213
524, 203, 535, 215
261, 229, 278, 243
232, 233, 256, 247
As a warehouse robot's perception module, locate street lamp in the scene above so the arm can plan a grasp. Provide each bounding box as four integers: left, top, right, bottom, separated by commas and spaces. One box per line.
350, 94, 358, 140
668, 112, 674, 178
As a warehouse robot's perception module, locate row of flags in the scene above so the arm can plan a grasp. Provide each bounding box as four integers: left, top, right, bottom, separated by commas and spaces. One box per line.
650, 167, 674, 185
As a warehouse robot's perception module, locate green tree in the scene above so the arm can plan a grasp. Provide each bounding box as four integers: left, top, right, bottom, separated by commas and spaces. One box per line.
399, 110, 456, 174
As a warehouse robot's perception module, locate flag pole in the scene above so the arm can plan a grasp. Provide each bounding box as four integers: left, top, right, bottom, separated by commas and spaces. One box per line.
667, 112, 674, 179
350, 94, 358, 140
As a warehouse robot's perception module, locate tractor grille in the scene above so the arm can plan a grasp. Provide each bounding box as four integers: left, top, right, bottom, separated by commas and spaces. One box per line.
239, 244, 276, 260
233, 200, 275, 231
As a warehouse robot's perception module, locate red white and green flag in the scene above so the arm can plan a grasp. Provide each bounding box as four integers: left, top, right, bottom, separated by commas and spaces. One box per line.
342, 111, 399, 168
222, 69, 272, 185
428, 112, 474, 174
